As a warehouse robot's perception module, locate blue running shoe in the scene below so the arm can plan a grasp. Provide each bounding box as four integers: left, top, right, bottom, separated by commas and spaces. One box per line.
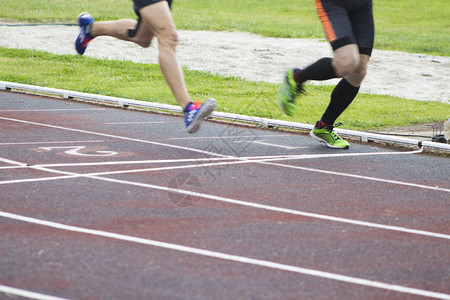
75, 12, 95, 55
184, 98, 216, 133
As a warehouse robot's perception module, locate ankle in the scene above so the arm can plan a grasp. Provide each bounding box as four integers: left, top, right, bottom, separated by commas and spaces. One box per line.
316, 120, 332, 129
293, 68, 304, 85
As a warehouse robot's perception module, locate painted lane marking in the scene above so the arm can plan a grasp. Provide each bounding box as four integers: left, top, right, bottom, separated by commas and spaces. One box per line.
39, 146, 117, 157
166, 134, 283, 140
2, 147, 448, 193
239, 140, 306, 150
1, 156, 449, 240
0, 155, 294, 170
19, 155, 298, 168
0, 157, 27, 166
0, 109, 104, 112
1, 117, 447, 193
0, 284, 69, 300
0, 140, 105, 146
1, 211, 449, 300
0, 116, 224, 157
6, 150, 425, 169
0, 151, 404, 170
104, 121, 166, 125
261, 158, 450, 193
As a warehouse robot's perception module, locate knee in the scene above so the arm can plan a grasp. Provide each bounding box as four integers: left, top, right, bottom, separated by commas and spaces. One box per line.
157, 25, 178, 49
353, 64, 368, 81
333, 52, 360, 77
346, 63, 368, 86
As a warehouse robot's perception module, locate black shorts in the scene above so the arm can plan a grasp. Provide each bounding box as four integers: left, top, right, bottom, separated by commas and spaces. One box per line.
128, 0, 173, 38
133, 0, 172, 13
315, 0, 374, 55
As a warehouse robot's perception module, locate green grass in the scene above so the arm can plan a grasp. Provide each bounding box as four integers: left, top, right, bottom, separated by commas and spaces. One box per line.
0, 1, 448, 130
1, 47, 448, 130
0, 0, 449, 56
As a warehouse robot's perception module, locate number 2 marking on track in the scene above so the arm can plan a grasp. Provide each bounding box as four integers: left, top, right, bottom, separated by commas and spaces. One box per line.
39, 146, 118, 157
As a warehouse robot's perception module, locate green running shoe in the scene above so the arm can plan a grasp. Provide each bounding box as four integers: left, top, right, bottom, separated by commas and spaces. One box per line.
277, 68, 305, 116
310, 123, 350, 149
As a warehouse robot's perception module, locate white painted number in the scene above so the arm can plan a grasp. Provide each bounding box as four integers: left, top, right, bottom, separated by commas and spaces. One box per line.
39, 146, 118, 157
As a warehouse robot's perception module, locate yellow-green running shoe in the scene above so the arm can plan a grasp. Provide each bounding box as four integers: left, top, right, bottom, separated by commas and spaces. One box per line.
277, 68, 305, 116
310, 123, 350, 149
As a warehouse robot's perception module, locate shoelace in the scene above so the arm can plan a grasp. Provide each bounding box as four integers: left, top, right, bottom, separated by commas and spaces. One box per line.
185, 101, 202, 123
185, 110, 197, 122
324, 124, 343, 141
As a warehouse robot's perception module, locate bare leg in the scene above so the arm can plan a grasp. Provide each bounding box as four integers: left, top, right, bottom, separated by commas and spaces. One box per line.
90, 19, 154, 48
345, 54, 370, 87
131, 2, 191, 109
320, 53, 370, 125
332, 44, 360, 78
86, 2, 191, 109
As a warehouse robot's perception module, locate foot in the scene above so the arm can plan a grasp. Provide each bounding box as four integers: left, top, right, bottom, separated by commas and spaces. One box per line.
277, 68, 305, 116
310, 121, 350, 149
184, 98, 216, 134
75, 12, 95, 55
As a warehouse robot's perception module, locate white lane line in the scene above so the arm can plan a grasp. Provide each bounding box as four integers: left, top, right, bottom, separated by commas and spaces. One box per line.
0, 116, 224, 157
0, 109, 104, 112
1, 211, 449, 300
0, 155, 292, 170
248, 140, 305, 150
3, 147, 448, 193
1, 116, 447, 193
31, 158, 239, 168
261, 159, 450, 193
28, 155, 296, 167
0, 157, 28, 166
1, 156, 449, 240
0, 140, 105, 146
1, 152, 379, 169
12, 150, 425, 169
83, 174, 450, 240
166, 135, 282, 140
0, 284, 69, 300
104, 121, 165, 125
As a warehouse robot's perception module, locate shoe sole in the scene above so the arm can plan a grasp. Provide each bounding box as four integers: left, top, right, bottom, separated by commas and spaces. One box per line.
75, 12, 93, 55
310, 131, 349, 149
277, 68, 294, 116
186, 98, 216, 134
277, 88, 292, 116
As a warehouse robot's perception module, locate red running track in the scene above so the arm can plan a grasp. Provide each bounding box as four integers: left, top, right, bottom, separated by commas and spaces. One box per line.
1, 91, 449, 300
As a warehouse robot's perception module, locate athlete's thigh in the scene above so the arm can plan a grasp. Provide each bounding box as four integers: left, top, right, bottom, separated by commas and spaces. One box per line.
128, 13, 154, 43
133, 0, 172, 12
315, 0, 355, 51
349, 0, 374, 54
128, 0, 172, 41
136, 0, 175, 37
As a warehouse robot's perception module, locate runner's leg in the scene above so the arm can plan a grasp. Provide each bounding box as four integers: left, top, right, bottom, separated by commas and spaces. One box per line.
90, 18, 154, 48
138, 1, 191, 109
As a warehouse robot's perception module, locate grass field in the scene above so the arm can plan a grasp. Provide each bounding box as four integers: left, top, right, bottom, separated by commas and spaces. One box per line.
0, 0, 449, 130
1, 47, 447, 130
1, 0, 449, 55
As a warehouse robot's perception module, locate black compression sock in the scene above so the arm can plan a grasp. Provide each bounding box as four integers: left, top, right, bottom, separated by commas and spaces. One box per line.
321, 78, 360, 125
294, 58, 338, 84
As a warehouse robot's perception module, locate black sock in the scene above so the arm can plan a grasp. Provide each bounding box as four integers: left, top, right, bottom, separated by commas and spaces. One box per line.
294, 57, 337, 84
321, 78, 359, 125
